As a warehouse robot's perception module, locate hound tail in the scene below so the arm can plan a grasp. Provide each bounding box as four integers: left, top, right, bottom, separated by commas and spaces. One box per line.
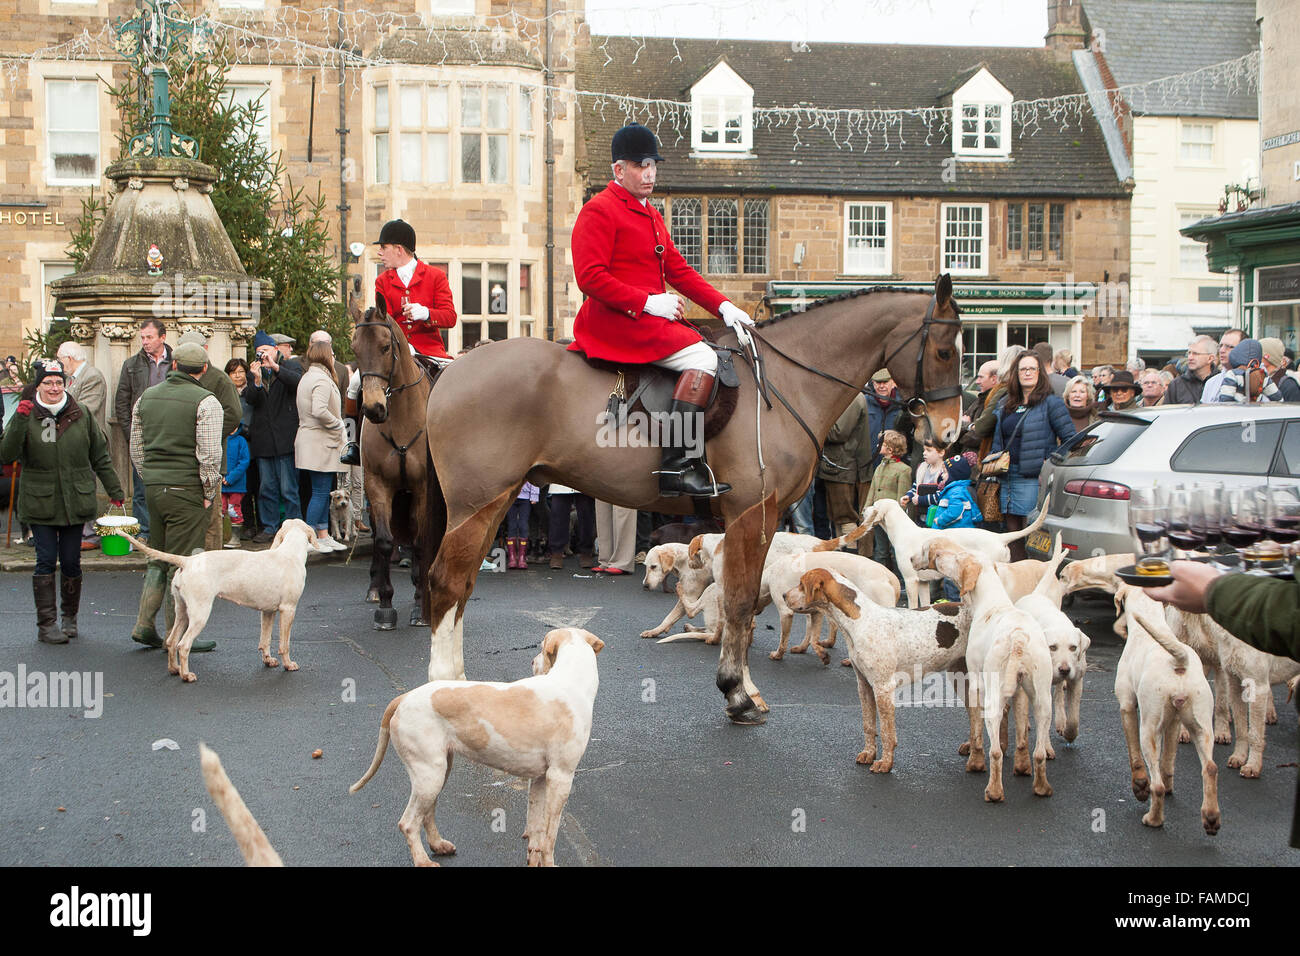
1132, 611, 1194, 674
350, 693, 406, 793
1030, 533, 1068, 600
812, 522, 871, 552
1001, 638, 1029, 705
119, 532, 189, 568
199, 743, 284, 867
997, 507, 1047, 546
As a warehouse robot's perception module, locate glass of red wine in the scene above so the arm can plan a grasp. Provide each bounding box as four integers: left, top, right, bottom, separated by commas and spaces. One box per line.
1166, 488, 1206, 556
1265, 486, 1300, 548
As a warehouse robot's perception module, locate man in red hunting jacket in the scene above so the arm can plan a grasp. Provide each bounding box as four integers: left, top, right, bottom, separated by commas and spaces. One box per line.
341, 218, 457, 464
570, 123, 754, 498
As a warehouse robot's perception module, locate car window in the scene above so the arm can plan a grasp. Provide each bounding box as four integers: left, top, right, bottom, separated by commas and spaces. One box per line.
1277, 421, 1300, 476
1172, 421, 1284, 475
1050, 419, 1148, 467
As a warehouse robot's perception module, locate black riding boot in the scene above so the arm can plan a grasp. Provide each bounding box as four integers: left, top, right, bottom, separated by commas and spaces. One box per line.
340, 396, 361, 466
657, 370, 731, 498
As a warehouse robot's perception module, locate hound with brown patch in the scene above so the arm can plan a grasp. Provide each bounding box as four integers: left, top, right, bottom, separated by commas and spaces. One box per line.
1112, 586, 1220, 835
786, 567, 971, 772
851, 499, 1047, 608
351, 627, 604, 867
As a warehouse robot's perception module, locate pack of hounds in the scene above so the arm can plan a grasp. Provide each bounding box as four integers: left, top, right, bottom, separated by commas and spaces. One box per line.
165, 501, 1297, 865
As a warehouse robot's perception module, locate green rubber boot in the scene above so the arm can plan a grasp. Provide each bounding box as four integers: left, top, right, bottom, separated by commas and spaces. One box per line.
131, 564, 167, 648
164, 566, 215, 653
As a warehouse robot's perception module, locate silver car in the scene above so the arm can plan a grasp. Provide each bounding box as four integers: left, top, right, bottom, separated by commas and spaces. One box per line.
1027, 404, 1300, 560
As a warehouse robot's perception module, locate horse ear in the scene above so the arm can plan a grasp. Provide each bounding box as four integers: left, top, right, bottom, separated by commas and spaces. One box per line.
347, 295, 362, 324
376, 292, 389, 318
934, 273, 953, 308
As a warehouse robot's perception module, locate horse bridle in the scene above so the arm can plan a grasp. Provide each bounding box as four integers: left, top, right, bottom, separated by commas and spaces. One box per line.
353, 317, 434, 484
353, 318, 433, 400
742, 293, 963, 459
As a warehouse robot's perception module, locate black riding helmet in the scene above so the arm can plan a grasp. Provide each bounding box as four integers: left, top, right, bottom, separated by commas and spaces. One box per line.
375, 218, 416, 255
611, 124, 664, 164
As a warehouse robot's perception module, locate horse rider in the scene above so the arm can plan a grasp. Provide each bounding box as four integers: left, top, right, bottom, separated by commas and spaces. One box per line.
569, 123, 754, 498
340, 218, 458, 465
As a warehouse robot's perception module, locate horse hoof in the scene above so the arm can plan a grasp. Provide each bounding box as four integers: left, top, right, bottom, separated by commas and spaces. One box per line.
374, 608, 398, 630
365, 589, 380, 604
409, 614, 429, 627
725, 701, 767, 725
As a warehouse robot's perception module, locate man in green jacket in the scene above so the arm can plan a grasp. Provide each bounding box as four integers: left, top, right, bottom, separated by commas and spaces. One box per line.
127, 342, 226, 652
177, 330, 243, 549
1151, 561, 1300, 848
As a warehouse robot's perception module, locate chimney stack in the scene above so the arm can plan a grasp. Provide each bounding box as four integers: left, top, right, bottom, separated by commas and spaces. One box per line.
1045, 0, 1088, 57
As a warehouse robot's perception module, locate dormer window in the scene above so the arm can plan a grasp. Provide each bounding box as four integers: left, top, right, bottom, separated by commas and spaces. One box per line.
691, 61, 753, 154
951, 67, 1012, 159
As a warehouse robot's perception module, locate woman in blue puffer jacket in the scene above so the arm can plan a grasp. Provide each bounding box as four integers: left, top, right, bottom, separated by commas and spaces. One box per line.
991, 350, 1075, 559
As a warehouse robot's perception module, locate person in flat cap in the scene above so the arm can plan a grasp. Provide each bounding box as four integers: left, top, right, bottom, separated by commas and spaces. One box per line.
245, 328, 304, 542
175, 330, 243, 549
0, 359, 124, 644
127, 341, 226, 653
340, 219, 458, 465
567, 123, 755, 497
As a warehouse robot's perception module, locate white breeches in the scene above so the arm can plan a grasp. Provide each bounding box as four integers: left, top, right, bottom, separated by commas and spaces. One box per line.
652, 341, 717, 374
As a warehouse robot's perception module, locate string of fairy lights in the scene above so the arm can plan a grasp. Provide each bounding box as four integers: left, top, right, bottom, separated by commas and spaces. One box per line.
0, 3, 1260, 153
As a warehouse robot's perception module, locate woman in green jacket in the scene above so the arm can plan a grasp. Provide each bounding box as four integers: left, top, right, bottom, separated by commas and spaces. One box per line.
0, 360, 124, 644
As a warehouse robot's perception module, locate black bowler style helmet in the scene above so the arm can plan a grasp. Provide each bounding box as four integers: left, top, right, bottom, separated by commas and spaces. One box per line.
611, 124, 664, 164
375, 218, 416, 254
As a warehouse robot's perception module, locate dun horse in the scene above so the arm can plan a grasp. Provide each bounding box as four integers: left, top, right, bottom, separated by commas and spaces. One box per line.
421, 277, 963, 724
349, 295, 438, 629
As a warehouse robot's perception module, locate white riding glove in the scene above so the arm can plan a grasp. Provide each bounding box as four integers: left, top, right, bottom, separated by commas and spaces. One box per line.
644, 292, 683, 320
719, 301, 754, 328
407, 303, 430, 322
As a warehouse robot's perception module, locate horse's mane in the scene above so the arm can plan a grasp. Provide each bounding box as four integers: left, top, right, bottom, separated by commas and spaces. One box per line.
755, 285, 931, 329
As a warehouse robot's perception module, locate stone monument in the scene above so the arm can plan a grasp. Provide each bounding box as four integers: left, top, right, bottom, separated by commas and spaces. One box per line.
50, 0, 267, 481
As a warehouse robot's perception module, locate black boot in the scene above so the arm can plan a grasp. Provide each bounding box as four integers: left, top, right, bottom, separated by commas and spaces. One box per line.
60, 573, 82, 639
657, 371, 731, 498
34, 574, 65, 644
340, 396, 361, 466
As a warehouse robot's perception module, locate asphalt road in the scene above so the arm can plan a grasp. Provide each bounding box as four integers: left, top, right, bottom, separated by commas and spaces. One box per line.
1, 560, 1296, 867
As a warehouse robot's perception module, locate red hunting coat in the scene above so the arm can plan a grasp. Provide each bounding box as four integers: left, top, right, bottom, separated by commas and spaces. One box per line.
375, 260, 457, 359
569, 181, 726, 364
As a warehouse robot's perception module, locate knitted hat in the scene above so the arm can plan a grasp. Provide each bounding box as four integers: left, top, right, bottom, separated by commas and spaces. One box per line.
253, 329, 276, 350
31, 359, 66, 386
173, 342, 208, 371
1228, 339, 1263, 368
944, 455, 972, 483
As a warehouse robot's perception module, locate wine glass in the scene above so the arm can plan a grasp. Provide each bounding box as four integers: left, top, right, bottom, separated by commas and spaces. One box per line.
1166, 488, 1206, 556
1267, 486, 1300, 550
1129, 500, 1170, 573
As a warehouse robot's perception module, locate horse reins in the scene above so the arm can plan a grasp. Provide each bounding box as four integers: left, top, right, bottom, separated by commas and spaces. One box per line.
739, 294, 962, 464
354, 317, 435, 483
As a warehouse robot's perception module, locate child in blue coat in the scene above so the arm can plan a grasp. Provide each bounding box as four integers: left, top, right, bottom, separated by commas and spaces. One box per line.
222, 428, 251, 549
931, 456, 981, 530
932, 455, 982, 601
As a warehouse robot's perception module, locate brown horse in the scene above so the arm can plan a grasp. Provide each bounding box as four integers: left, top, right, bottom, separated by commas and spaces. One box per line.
420, 277, 964, 723
349, 295, 438, 630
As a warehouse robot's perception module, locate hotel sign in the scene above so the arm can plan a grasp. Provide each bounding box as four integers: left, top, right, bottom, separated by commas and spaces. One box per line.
0, 203, 65, 227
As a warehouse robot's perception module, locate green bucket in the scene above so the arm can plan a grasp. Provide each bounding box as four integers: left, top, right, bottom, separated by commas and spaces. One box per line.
101, 534, 131, 556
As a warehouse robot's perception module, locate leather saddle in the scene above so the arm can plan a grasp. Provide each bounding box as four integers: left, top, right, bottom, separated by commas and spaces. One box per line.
580, 340, 741, 442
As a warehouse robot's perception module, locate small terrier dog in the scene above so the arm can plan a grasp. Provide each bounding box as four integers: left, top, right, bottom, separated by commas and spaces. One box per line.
329, 488, 352, 545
